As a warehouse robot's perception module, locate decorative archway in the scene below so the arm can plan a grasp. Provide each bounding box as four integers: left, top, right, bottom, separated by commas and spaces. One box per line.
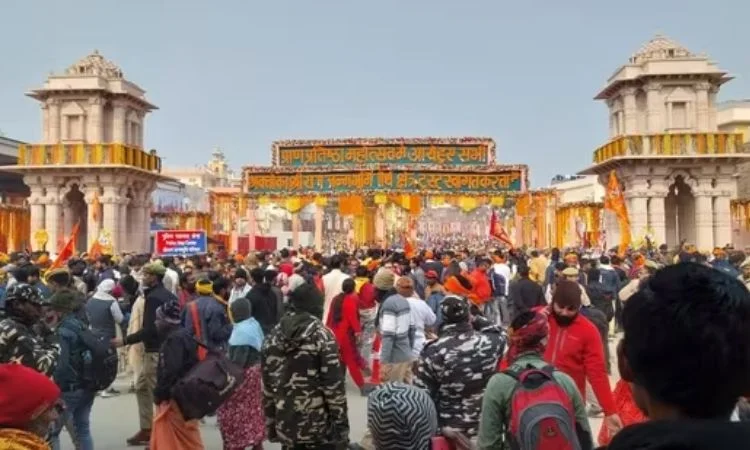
665, 174, 696, 247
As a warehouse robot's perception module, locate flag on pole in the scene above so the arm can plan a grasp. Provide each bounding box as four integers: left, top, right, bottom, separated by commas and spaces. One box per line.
49, 221, 80, 270
489, 210, 514, 248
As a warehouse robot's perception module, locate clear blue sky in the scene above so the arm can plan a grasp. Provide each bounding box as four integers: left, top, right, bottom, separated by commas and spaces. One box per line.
1, 1, 748, 186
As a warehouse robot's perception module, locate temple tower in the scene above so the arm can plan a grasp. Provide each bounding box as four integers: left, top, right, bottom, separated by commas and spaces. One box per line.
581, 35, 750, 250
3, 51, 168, 254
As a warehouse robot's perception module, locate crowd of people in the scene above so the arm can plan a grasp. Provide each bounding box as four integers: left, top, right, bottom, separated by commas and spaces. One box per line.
0, 241, 749, 450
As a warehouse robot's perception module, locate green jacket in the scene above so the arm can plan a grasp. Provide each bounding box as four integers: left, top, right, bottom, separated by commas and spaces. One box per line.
476, 353, 593, 450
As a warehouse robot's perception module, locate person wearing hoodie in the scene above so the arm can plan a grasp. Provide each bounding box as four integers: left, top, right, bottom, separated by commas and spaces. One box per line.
245, 268, 278, 335
217, 297, 265, 450
600, 262, 750, 450
262, 283, 349, 449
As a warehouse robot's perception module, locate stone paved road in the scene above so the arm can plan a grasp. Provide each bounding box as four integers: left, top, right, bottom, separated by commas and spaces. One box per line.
58, 337, 617, 449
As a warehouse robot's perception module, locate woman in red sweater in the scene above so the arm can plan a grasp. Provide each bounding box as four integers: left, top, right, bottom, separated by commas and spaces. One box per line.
326, 278, 371, 396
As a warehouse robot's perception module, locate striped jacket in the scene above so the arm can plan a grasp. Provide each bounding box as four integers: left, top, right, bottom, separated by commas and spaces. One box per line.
379, 294, 414, 364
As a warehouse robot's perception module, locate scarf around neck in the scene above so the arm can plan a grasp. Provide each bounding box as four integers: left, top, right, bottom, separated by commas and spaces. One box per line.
228, 317, 264, 351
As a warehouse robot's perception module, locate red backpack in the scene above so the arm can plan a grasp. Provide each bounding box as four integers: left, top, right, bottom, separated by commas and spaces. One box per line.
504, 365, 582, 450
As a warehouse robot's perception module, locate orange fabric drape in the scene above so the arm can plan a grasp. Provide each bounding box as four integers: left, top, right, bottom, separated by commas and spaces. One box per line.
604, 171, 631, 255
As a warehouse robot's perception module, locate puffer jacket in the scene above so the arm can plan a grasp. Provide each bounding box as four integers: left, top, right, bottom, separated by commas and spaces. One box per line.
261, 311, 349, 448
415, 321, 505, 438
540, 307, 616, 416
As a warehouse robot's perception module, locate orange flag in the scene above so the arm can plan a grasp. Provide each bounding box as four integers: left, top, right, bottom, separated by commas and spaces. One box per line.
490, 210, 514, 248
49, 221, 80, 270
603, 170, 631, 255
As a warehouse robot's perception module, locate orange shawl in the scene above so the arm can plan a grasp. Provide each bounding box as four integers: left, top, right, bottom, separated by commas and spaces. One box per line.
444, 274, 479, 304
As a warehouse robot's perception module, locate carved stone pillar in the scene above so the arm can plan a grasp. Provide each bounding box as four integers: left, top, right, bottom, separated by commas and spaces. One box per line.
622, 86, 638, 134
713, 193, 732, 248
118, 196, 130, 253
625, 177, 649, 240
694, 189, 714, 252
89, 97, 104, 142
142, 199, 153, 253
102, 186, 121, 253
645, 83, 662, 134
112, 101, 126, 143
648, 193, 667, 247
47, 99, 61, 144
28, 188, 46, 251
44, 194, 61, 254
695, 82, 710, 131
84, 187, 101, 249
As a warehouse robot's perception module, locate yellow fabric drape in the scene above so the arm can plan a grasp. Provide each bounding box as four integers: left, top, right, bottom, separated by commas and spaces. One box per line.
373, 194, 387, 205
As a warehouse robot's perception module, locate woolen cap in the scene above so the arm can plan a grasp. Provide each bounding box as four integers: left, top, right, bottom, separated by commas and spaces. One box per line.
0, 363, 60, 428
142, 261, 166, 276
552, 280, 582, 309
368, 382, 438, 450
373, 269, 395, 291
562, 267, 579, 277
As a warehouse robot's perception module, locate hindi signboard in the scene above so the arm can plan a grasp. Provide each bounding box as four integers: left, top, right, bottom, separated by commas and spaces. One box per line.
275, 144, 490, 167
154, 230, 207, 256
246, 169, 523, 196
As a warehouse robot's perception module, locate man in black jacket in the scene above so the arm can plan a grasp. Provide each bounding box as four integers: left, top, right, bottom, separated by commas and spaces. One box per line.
113, 261, 177, 446
507, 265, 546, 322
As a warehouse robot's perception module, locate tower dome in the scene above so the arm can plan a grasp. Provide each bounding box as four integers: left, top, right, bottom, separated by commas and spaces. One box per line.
65, 50, 123, 79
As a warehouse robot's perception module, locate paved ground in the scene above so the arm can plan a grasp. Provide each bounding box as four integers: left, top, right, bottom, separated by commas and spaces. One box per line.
58, 338, 617, 450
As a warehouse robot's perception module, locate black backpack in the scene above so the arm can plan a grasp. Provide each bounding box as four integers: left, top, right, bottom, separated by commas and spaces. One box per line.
171, 339, 245, 421
65, 323, 119, 391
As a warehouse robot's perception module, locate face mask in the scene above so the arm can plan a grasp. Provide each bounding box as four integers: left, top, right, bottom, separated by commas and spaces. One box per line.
552, 308, 577, 327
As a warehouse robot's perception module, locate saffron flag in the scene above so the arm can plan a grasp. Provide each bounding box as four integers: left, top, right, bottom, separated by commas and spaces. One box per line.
603, 170, 631, 255
489, 210, 514, 248
49, 221, 80, 270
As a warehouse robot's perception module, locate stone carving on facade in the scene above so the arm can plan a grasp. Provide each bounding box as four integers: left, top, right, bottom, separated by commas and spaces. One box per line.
66, 50, 123, 79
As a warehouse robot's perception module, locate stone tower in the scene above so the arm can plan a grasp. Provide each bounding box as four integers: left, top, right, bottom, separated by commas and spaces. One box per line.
580, 35, 750, 250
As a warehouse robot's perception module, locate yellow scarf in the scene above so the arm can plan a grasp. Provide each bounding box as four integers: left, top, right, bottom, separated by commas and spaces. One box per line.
0, 429, 50, 450
354, 277, 369, 294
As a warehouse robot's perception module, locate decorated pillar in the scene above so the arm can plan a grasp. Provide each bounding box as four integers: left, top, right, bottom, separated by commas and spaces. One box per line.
314, 204, 324, 251
88, 97, 104, 142
112, 101, 126, 143
713, 194, 732, 248
141, 199, 153, 253
27, 184, 46, 251
647, 194, 667, 247
648, 180, 668, 247
84, 187, 101, 249
102, 186, 121, 253
694, 188, 714, 252
44, 197, 61, 253
128, 199, 143, 253
291, 213, 300, 249
47, 99, 61, 144
622, 86, 637, 134
375, 204, 385, 245
247, 200, 257, 251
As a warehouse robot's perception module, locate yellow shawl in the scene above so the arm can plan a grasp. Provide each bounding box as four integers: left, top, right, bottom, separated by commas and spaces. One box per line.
0, 429, 50, 450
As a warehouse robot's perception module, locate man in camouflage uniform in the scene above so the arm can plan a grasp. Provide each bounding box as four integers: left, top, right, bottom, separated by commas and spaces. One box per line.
0, 283, 60, 376
414, 295, 506, 439
262, 282, 349, 450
